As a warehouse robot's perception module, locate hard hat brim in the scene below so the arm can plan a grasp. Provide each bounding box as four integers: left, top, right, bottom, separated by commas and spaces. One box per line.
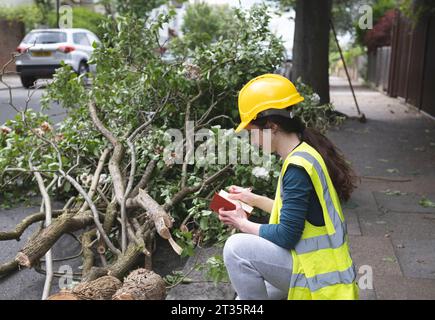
235, 121, 249, 133
234, 95, 305, 133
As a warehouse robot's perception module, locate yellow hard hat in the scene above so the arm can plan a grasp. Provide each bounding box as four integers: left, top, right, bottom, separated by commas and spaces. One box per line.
235, 74, 304, 133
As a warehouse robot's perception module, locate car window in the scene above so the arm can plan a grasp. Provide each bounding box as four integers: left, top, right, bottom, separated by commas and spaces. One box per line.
23, 32, 67, 44
73, 33, 91, 46
86, 33, 100, 46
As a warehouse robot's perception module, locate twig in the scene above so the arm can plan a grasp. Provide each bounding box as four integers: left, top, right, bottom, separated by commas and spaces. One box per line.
360, 176, 412, 182
28, 148, 53, 300
79, 147, 111, 212
181, 83, 203, 189
164, 164, 233, 211
61, 173, 121, 257
165, 252, 201, 289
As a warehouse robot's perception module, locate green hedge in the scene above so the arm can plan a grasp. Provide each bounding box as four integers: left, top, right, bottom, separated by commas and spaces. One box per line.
0, 5, 107, 38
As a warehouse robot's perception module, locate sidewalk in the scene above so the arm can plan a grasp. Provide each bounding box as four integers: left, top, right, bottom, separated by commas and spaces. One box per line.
328, 76, 435, 299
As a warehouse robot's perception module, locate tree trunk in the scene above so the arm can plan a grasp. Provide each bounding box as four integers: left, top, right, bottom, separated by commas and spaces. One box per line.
292, 0, 332, 104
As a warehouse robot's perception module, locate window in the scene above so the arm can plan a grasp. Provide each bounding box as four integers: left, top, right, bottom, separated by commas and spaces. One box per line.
23, 32, 67, 44
73, 33, 91, 46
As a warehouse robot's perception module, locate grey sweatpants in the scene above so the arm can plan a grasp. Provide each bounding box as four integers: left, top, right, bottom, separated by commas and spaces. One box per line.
223, 233, 293, 300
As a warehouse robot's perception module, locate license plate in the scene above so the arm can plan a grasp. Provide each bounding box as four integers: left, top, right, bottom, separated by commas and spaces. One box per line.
32, 51, 51, 57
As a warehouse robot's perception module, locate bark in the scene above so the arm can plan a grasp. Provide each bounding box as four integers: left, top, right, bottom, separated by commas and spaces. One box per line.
292, 0, 332, 104
129, 159, 157, 198
0, 260, 19, 278
81, 229, 97, 277
82, 267, 109, 282
107, 241, 146, 280
72, 276, 122, 300
112, 268, 166, 300
15, 211, 94, 268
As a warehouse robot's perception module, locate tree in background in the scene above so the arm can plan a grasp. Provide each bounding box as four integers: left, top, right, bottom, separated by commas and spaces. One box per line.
180, 2, 236, 47
292, 0, 332, 104
99, 0, 169, 18
354, 0, 397, 47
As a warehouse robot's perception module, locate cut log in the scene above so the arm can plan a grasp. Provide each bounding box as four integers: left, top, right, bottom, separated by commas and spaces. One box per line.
112, 268, 166, 300
72, 276, 122, 300
47, 292, 80, 300
47, 290, 80, 300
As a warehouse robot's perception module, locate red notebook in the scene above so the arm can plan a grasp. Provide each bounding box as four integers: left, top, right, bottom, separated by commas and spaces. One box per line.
209, 190, 253, 216
210, 192, 237, 213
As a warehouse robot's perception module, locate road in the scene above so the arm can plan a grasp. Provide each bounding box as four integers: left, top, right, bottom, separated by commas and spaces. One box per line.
0, 77, 67, 125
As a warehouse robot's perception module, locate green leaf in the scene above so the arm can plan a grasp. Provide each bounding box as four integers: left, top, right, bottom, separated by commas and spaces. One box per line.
200, 217, 209, 230
419, 197, 435, 208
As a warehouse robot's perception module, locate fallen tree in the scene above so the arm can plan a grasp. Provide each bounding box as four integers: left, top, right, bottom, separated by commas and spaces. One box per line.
0, 7, 286, 299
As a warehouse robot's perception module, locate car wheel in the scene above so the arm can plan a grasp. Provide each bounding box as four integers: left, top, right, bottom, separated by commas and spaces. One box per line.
78, 61, 90, 85
20, 76, 36, 89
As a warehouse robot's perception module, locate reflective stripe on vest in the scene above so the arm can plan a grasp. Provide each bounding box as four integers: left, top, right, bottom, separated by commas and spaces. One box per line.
280, 151, 348, 255
290, 264, 357, 291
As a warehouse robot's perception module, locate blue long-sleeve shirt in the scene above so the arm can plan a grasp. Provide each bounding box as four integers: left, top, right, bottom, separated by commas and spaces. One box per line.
259, 165, 325, 250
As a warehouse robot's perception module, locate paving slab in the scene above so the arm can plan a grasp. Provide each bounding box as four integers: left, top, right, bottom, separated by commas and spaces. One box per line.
373, 192, 435, 214
392, 239, 435, 280
166, 246, 235, 300
359, 212, 435, 240
374, 275, 435, 300
348, 236, 402, 277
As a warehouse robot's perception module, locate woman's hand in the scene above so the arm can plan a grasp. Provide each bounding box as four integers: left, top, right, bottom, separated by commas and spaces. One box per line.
227, 185, 257, 207
218, 202, 248, 231
228, 185, 274, 214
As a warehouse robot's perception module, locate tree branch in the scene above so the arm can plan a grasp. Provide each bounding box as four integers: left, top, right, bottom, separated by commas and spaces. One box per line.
88, 101, 127, 252
0, 211, 64, 241
79, 147, 111, 213
164, 164, 233, 211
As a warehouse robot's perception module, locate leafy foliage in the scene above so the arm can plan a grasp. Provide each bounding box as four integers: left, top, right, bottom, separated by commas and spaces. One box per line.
196, 255, 229, 285
46, 7, 110, 39
177, 2, 237, 49
354, 0, 398, 47
0, 5, 44, 32
292, 81, 345, 133
363, 9, 397, 52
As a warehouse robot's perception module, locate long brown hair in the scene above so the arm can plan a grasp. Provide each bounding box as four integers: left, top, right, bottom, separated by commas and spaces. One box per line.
251, 115, 357, 201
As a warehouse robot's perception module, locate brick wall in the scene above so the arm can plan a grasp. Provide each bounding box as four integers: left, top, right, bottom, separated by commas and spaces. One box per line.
0, 20, 25, 72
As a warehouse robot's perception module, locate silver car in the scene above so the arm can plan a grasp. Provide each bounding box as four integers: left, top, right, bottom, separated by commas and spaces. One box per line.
16, 28, 100, 88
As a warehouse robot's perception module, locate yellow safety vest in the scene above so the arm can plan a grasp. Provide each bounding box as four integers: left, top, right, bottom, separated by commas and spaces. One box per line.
270, 141, 359, 300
